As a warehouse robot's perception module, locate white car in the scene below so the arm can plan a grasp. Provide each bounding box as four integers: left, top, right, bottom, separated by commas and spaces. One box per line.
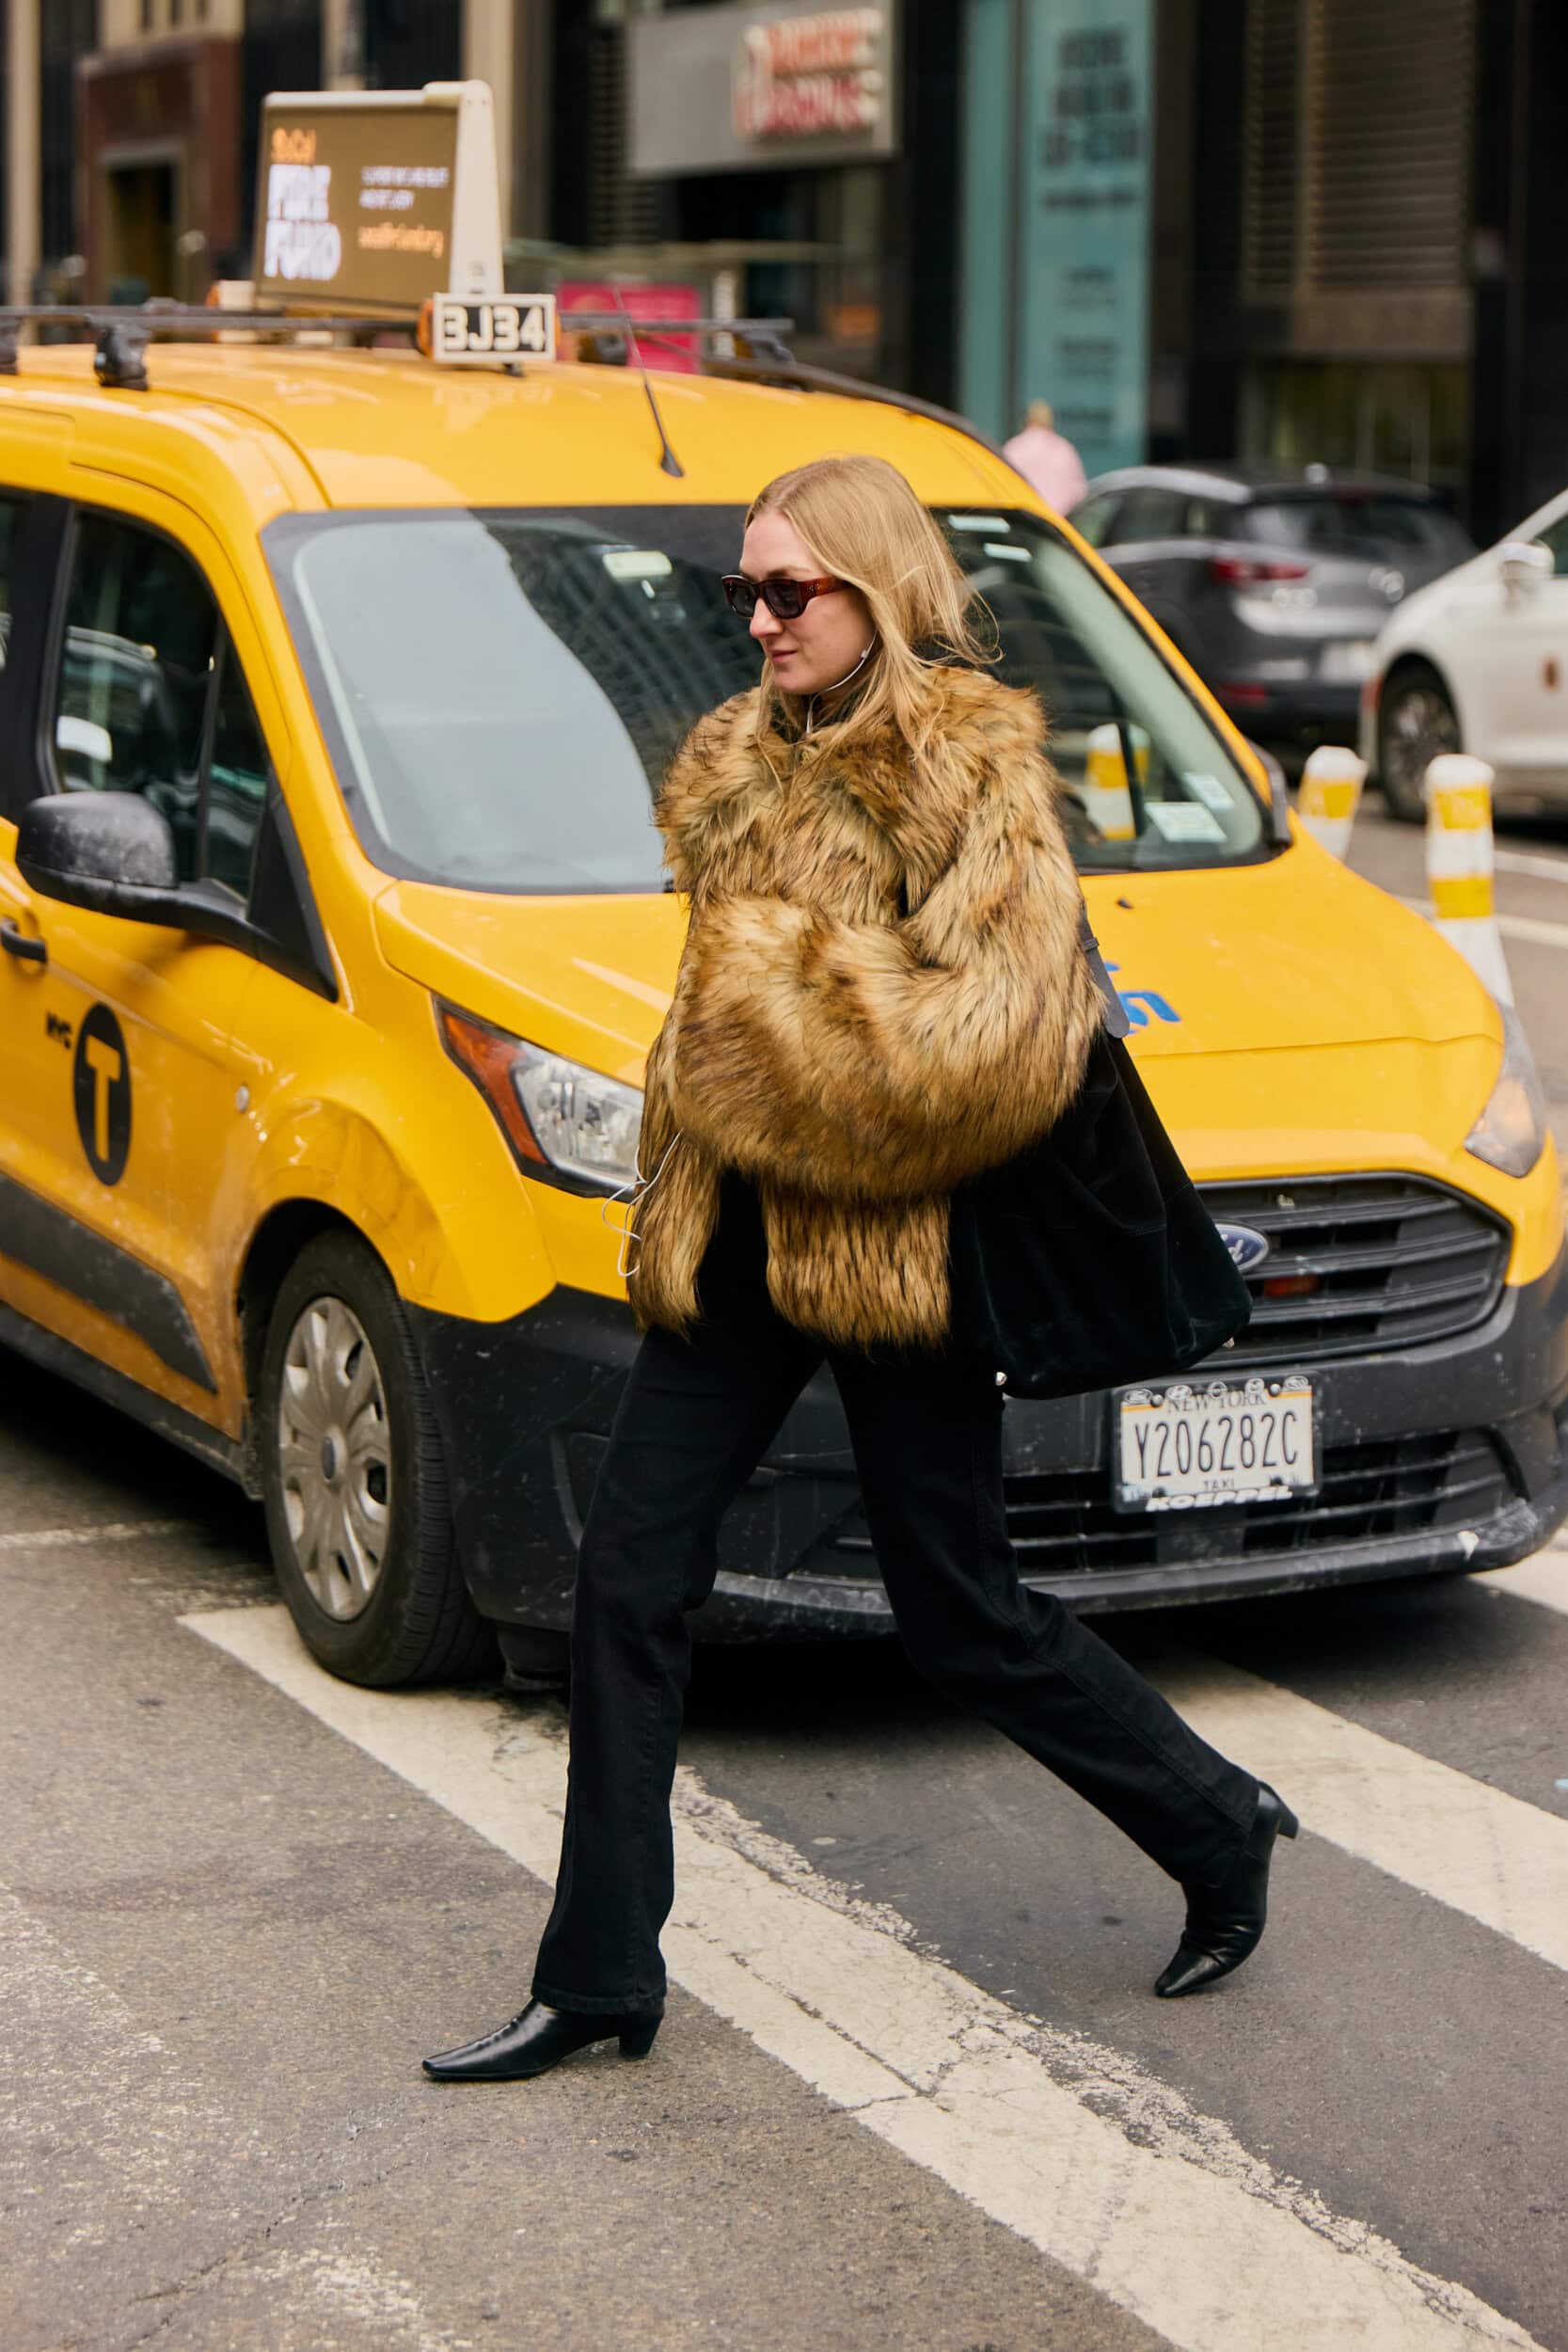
1362, 486, 1568, 818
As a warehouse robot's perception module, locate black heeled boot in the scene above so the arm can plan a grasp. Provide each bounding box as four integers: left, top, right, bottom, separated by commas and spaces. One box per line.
422, 1998, 663, 2082
1154, 1785, 1299, 1999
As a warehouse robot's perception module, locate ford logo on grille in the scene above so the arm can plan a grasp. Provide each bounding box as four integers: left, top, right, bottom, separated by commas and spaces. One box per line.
1216, 1223, 1271, 1273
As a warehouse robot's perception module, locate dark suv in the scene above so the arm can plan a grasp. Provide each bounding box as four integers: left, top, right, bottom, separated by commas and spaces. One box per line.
1071, 464, 1473, 744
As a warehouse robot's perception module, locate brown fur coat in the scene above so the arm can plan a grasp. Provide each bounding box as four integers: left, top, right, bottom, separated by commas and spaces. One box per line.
626, 663, 1102, 1351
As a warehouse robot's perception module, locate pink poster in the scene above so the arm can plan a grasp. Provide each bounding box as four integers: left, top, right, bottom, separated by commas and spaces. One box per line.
556, 282, 704, 373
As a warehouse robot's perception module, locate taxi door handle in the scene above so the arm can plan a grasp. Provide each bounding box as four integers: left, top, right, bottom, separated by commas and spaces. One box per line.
0, 917, 47, 964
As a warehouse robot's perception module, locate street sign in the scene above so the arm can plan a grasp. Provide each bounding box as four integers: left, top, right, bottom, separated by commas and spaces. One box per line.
254, 82, 502, 315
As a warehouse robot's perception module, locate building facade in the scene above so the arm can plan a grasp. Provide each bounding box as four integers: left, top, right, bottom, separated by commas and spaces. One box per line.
3, 0, 546, 304
2, 0, 1562, 535
959, 0, 1567, 537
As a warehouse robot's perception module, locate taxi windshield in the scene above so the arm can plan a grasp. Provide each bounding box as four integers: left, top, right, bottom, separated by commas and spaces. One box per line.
265, 504, 1268, 895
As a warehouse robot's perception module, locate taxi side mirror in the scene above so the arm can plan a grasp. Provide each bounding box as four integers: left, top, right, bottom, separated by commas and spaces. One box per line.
16, 792, 249, 951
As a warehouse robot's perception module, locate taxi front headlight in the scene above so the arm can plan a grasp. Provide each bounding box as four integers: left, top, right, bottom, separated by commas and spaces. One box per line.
1464, 1007, 1548, 1180
437, 1002, 642, 1195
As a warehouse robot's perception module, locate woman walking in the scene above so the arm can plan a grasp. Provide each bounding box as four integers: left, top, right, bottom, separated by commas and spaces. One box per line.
424, 455, 1294, 2085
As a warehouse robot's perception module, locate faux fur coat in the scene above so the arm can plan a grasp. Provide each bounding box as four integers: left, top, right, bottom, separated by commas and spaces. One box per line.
626, 663, 1103, 1352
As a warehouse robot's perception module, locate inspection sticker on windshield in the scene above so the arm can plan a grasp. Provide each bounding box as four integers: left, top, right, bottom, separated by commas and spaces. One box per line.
1113, 1377, 1317, 1512
1145, 800, 1227, 844
1182, 771, 1233, 813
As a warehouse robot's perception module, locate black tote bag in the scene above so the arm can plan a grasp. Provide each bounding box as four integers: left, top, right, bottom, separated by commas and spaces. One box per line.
947, 1029, 1252, 1400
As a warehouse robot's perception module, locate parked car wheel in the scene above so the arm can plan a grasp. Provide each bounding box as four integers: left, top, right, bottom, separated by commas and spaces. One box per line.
258, 1231, 496, 1687
1378, 661, 1460, 821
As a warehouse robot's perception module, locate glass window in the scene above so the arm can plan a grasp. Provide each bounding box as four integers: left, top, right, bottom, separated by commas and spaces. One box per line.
942, 511, 1265, 871
52, 512, 271, 898
1531, 512, 1568, 578
1184, 497, 1230, 540
1243, 497, 1473, 562
1070, 494, 1121, 548
54, 514, 218, 882
1114, 486, 1189, 542
0, 497, 24, 670
268, 503, 1270, 888
205, 644, 270, 898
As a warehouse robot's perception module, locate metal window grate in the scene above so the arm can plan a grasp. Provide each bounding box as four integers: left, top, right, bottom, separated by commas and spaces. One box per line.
1197, 1173, 1510, 1366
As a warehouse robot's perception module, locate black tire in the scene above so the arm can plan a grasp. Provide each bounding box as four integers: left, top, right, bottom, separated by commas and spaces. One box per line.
1377, 661, 1460, 822
256, 1230, 496, 1687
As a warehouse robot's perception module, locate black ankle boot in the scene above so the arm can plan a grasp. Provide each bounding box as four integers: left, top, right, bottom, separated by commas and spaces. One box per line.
422, 1998, 663, 2082
1154, 1785, 1299, 1999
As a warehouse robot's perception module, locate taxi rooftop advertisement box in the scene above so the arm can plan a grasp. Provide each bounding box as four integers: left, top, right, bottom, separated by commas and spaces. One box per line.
254, 82, 502, 314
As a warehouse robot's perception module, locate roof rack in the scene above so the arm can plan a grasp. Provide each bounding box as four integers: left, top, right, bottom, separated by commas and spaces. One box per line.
556, 313, 792, 349
0, 303, 395, 389
0, 301, 800, 390
0, 299, 1025, 489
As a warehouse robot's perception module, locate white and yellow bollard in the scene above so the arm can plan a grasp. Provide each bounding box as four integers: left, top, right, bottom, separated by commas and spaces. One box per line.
1296, 744, 1366, 860
1081, 723, 1147, 842
1424, 752, 1513, 1003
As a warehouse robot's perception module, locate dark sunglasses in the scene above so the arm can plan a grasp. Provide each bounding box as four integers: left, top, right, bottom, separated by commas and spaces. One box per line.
721, 573, 845, 620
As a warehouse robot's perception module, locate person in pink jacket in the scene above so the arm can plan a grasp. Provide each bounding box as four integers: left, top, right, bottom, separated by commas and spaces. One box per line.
1004, 400, 1089, 516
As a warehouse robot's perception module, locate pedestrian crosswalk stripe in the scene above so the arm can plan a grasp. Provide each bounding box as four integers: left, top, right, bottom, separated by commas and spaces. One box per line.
0, 1518, 186, 1552
1473, 1549, 1568, 1618
183, 1605, 1543, 2352
1149, 1649, 1568, 1973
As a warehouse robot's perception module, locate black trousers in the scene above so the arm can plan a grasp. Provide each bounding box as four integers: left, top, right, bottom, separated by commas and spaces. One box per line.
532, 1185, 1259, 2014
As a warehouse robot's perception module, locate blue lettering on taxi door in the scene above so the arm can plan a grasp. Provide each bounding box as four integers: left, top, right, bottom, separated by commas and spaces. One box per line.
1104, 964, 1182, 1030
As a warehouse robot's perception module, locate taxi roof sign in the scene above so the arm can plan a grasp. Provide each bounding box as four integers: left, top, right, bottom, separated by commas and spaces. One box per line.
255, 81, 502, 316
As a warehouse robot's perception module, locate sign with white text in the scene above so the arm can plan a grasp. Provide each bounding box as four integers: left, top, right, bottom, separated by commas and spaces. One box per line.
1018, 2, 1152, 477
629, 0, 899, 177
254, 83, 501, 314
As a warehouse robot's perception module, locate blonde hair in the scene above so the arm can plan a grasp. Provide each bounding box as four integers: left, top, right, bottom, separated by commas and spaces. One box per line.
747, 454, 992, 755
1026, 399, 1055, 431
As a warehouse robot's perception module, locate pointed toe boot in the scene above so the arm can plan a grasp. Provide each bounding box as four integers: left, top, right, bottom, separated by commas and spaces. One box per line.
1154, 1785, 1299, 2000
422, 1998, 663, 2082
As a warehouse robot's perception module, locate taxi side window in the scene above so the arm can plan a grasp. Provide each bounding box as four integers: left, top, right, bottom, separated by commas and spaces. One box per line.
205, 644, 270, 898
51, 512, 268, 898
0, 497, 22, 669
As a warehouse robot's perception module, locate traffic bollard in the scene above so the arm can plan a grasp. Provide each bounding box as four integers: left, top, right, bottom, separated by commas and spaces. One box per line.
1424, 752, 1513, 1003
1082, 723, 1144, 842
1297, 745, 1366, 860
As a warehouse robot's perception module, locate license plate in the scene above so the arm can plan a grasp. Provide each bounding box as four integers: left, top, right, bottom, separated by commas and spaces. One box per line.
1320, 639, 1375, 682
1113, 1377, 1317, 1512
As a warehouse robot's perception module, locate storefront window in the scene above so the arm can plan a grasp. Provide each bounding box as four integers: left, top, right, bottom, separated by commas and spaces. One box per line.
1242, 362, 1471, 498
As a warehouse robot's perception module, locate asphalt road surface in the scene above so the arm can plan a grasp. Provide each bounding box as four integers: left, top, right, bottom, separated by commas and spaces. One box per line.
5, 790, 1568, 2352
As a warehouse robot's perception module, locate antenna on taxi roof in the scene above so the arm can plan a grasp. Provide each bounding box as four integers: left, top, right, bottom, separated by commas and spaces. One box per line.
610, 283, 685, 481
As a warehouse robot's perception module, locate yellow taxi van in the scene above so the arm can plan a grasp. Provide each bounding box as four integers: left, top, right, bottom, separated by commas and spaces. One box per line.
0, 301, 1562, 1688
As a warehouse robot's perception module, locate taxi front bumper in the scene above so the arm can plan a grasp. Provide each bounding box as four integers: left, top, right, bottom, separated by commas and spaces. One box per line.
410, 1233, 1568, 1646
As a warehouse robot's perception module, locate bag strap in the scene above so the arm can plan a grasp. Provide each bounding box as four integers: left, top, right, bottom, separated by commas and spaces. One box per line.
1078, 901, 1132, 1038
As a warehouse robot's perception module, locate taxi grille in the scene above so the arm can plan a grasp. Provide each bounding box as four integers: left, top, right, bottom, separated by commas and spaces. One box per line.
816, 1430, 1512, 1582
1196, 1175, 1509, 1365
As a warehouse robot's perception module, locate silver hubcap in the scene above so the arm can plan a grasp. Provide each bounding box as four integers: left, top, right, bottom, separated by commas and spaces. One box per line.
1385, 685, 1457, 803
277, 1296, 391, 1620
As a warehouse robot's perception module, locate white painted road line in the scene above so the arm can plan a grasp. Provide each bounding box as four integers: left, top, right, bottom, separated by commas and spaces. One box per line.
0, 1519, 188, 1552
185, 1605, 1543, 2352
1151, 1651, 1568, 1973
1473, 1548, 1568, 1618
1494, 848, 1568, 883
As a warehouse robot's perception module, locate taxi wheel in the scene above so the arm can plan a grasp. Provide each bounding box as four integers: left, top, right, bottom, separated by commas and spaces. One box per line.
257, 1232, 496, 1688
1378, 662, 1459, 821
